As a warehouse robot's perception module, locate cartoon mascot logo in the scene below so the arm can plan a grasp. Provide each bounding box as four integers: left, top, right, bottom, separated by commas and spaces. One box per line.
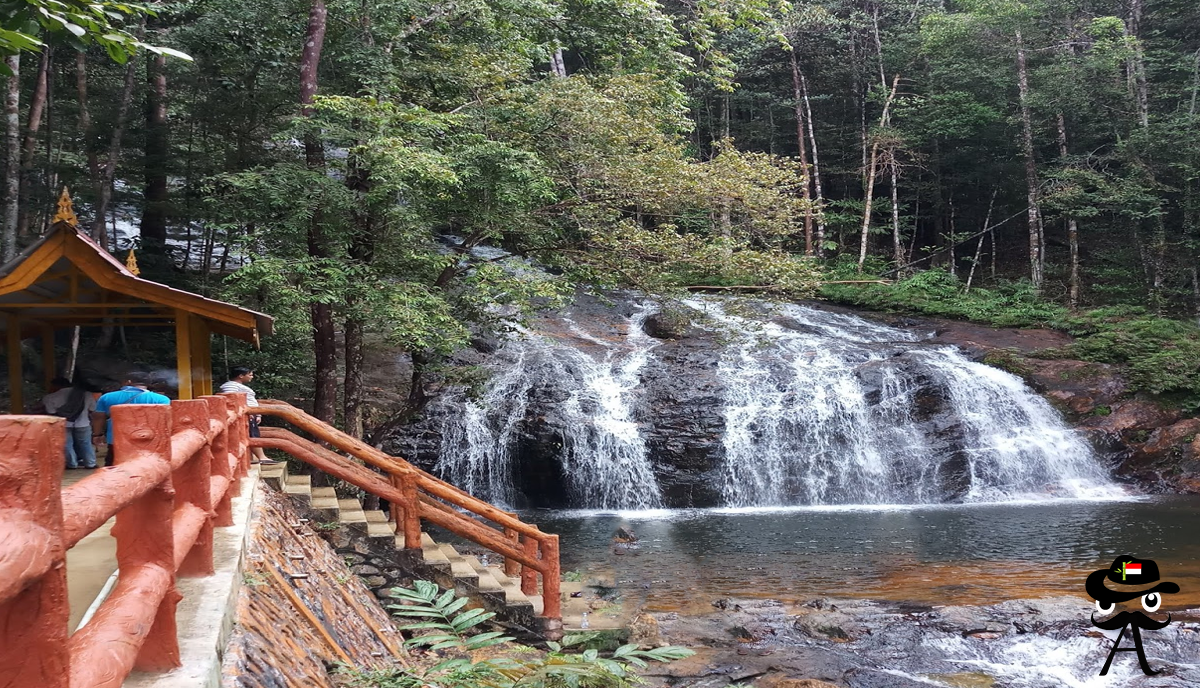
1086, 555, 1179, 675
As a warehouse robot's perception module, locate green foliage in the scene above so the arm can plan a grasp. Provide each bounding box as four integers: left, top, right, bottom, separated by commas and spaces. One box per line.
388, 580, 514, 651
350, 582, 693, 688
342, 634, 693, 688
1051, 307, 1200, 399
820, 269, 1066, 327
0, 1, 190, 64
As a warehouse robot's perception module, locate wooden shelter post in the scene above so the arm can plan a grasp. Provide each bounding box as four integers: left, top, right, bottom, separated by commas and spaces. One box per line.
7, 314, 21, 412
189, 319, 212, 396
41, 325, 55, 389
174, 309, 193, 400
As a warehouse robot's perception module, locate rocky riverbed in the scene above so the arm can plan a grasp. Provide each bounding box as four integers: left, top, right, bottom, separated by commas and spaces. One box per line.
633, 595, 1200, 688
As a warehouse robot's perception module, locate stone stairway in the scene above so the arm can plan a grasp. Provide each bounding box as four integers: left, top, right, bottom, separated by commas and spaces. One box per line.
258, 461, 616, 637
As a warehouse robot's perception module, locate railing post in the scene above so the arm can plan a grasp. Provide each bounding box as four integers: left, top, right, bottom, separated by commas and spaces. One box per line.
396, 471, 421, 550
0, 416, 69, 688
173, 399, 215, 577
521, 536, 539, 596
203, 395, 235, 527
540, 535, 561, 620
229, 393, 251, 478
110, 404, 183, 672
387, 473, 401, 525
503, 512, 519, 578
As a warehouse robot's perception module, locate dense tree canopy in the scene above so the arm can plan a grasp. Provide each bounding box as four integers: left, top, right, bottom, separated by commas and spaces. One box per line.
4, 0, 1200, 427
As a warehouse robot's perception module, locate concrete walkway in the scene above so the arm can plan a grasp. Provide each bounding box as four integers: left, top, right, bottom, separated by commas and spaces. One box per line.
63, 469, 118, 632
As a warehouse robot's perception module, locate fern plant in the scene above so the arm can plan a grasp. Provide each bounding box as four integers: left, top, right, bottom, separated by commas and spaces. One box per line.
353, 582, 695, 688
388, 580, 513, 651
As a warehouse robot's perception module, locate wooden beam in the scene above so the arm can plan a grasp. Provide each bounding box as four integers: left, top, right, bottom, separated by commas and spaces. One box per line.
41, 326, 55, 389
8, 315, 22, 412
175, 309, 193, 400
0, 302, 164, 309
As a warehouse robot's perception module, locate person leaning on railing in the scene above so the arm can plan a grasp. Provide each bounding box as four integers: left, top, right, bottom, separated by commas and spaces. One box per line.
90, 371, 171, 467
219, 366, 278, 465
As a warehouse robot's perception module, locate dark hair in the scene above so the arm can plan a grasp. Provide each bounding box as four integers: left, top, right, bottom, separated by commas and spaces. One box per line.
51, 376, 72, 387
126, 371, 152, 385
229, 366, 254, 380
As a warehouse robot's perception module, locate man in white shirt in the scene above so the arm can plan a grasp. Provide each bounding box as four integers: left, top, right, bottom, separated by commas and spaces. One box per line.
43, 377, 98, 469
220, 366, 275, 465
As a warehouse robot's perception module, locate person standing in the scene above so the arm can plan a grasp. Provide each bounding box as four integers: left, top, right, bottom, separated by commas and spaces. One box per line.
43, 376, 98, 469
220, 366, 276, 465
91, 371, 171, 466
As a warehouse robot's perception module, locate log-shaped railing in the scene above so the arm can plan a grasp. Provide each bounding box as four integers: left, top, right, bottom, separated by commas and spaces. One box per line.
0, 394, 251, 688
251, 400, 562, 630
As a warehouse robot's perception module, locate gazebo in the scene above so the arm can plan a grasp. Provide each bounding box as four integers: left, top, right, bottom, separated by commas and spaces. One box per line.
0, 190, 273, 411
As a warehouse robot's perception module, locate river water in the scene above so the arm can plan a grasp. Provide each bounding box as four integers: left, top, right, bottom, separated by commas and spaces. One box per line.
525, 496, 1200, 612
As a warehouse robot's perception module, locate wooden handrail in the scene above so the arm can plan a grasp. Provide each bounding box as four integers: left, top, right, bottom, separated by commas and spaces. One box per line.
250, 401, 562, 625
257, 401, 547, 539
0, 394, 252, 688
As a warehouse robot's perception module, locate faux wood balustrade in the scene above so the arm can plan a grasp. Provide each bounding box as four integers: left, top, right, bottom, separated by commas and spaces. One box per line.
0, 393, 251, 688
250, 400, 563, 629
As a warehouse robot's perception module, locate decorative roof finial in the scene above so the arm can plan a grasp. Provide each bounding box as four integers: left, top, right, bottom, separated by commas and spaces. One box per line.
125, 248, 140, 276
52, 187, 80, 227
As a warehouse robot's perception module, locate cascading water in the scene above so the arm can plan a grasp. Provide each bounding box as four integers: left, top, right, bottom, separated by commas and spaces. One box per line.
682, 299, 1119, 506
425, 295, 1119, 509
430, 305, 663, 510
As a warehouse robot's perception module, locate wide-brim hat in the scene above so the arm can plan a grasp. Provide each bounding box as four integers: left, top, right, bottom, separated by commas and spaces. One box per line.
1086, 555, 1179, 603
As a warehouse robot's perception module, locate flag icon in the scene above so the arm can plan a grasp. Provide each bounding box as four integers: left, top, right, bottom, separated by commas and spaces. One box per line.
1126, 563, 1142, 576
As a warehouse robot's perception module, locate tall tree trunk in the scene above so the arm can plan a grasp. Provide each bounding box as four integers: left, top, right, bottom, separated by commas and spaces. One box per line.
890, 165, 902, 266
857, 74, 900, 271
1056, 113, 1081, 309
343, 150, 374, 439
550, 47, 567, 77
2, 54, 18, 262
1015, 30, 1044, 289
789, 52, 813, 255
801, 73, 826, 255
301, 0, 336, 426
76, 54, 101, 203
141, 53, 169, 254
965, 190, 996, 292
1125, 0, 1150, 128
18, 48, 50, 240
90, 52, 140, 245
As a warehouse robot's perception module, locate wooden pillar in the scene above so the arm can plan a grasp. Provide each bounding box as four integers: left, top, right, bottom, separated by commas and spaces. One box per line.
174, 310, 193, 400
7, 315, 22, 413
41, 326, 55, 390
189, 321, 212, 397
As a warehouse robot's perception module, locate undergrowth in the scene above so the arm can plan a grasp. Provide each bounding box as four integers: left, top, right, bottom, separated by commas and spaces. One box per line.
820, 269, 1200, 407
339, 580, 693, 688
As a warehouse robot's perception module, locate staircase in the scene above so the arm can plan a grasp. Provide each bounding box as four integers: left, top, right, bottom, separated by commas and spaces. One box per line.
259, 460, 611, 638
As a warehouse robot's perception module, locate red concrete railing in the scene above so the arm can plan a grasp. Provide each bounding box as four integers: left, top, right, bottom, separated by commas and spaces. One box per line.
0, 394, 251, 688
251, 401, 563, 630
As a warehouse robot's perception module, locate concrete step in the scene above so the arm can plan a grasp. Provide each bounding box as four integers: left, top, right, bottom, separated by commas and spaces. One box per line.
259, 463, 287, 489
337, 499, 368, 526
282, 475, 311, 505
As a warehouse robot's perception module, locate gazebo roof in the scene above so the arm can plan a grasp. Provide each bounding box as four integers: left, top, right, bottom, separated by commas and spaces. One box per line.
0, 193, 273, 346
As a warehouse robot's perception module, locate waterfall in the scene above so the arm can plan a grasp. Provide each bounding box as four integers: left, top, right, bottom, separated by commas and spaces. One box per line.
683, 299, 1118, 506
426, 296, 1119, 509
431, 305, 663, 510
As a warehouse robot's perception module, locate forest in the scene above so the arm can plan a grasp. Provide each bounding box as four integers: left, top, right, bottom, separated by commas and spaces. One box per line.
2, 0, 1199, 430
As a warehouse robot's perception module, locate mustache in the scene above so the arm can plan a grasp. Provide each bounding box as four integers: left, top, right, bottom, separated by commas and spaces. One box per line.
1091, 610, 1172, 631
